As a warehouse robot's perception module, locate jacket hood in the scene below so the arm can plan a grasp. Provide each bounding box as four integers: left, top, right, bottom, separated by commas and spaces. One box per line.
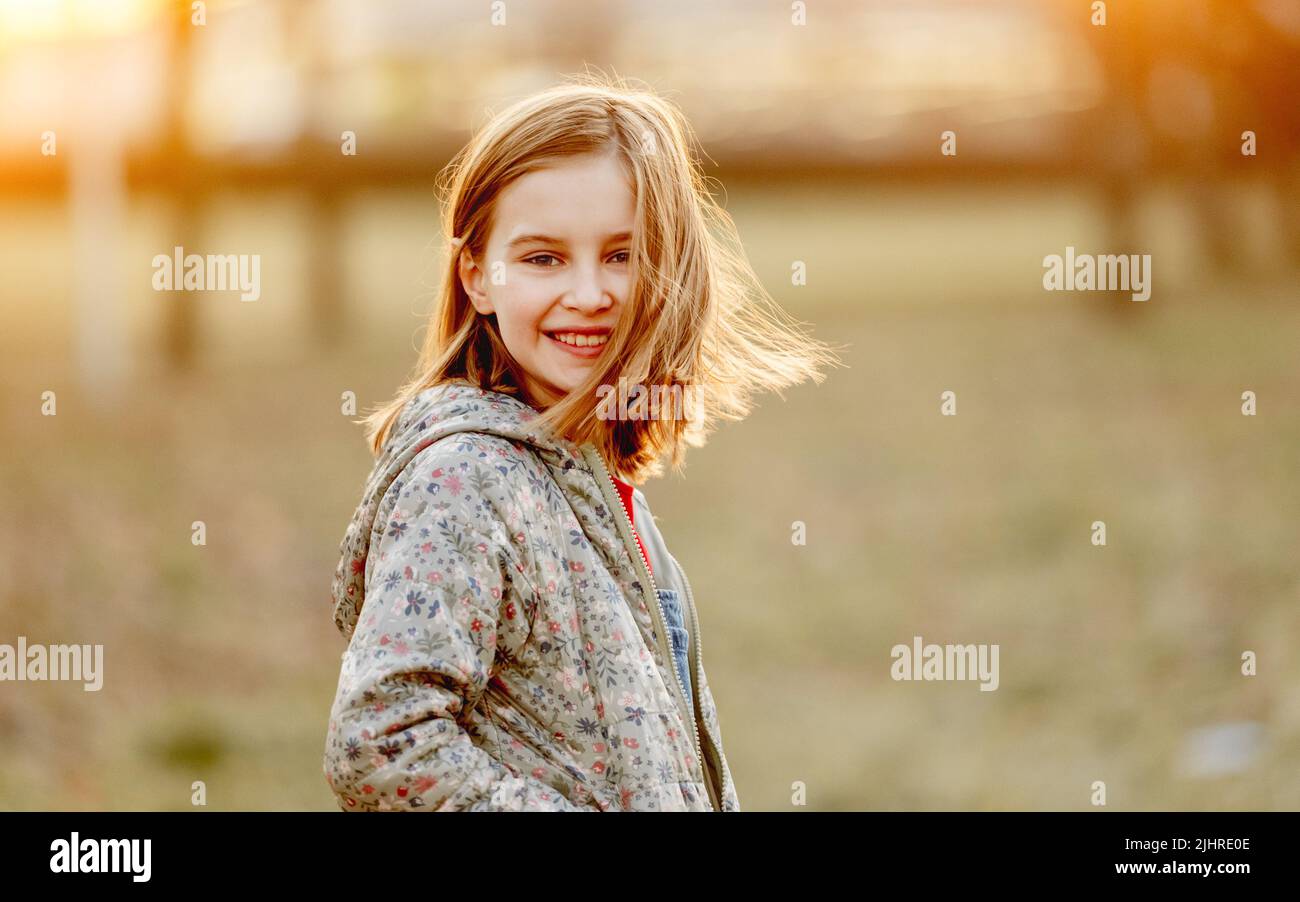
330, 380, 583, 640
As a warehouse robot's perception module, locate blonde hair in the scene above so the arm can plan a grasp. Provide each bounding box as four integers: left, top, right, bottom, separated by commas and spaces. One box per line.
362, 70, 839, 482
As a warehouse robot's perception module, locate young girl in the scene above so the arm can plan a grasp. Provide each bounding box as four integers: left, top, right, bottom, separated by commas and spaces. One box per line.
323, 74, 834, 811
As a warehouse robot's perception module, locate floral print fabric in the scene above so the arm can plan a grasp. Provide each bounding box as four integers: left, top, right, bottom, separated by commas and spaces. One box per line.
323, 381, 739, 811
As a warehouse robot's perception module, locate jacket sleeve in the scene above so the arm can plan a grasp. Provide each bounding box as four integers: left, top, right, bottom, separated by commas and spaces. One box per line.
323, 445, 591, 811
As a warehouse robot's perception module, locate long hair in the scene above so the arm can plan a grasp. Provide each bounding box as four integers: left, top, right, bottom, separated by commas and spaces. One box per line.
362, 70, 839, 482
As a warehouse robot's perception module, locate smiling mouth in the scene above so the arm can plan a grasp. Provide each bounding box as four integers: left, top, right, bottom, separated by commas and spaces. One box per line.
546, 330, 611, 348
543, 330, 611, 359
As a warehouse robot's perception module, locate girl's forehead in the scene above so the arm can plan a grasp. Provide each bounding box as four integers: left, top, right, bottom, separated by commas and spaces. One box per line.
505, 156, 632, 203
493, 158, 636, 242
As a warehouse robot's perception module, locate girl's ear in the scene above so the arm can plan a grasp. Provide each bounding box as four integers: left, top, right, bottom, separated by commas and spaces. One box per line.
457, 248, 495, 315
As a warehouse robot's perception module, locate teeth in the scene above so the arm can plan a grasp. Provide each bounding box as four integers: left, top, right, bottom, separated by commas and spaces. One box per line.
549, 332, 608, 347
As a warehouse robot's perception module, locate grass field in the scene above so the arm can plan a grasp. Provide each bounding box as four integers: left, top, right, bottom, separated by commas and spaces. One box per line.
1, 179, 1297, 809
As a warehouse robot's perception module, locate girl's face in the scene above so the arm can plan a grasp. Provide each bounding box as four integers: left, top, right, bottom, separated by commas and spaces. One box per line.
459, 151, 635, 408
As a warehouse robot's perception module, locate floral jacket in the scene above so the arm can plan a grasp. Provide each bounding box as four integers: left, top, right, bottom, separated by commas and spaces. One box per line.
323, 381, 739, 811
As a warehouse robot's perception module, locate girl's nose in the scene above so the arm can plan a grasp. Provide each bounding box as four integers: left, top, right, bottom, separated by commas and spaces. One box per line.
563, 262, 614, 312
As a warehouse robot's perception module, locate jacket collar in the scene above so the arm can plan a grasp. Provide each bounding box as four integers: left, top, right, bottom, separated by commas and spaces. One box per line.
628, 487, 685, 598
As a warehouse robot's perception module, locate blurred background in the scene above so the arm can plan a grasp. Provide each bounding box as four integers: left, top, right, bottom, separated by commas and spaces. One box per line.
1, 0, 1298, 810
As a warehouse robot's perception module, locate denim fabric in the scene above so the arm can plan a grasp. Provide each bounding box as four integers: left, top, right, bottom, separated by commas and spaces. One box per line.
656, 588, 693, 713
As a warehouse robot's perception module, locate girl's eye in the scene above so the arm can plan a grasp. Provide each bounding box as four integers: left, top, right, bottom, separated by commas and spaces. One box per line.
524, 252, 628, 266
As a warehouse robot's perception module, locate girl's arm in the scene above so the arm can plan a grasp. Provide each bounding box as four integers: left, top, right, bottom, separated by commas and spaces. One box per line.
323, 446, 590, 811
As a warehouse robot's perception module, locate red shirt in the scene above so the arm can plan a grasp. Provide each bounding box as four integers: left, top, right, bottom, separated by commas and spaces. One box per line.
611, 475, 652, 577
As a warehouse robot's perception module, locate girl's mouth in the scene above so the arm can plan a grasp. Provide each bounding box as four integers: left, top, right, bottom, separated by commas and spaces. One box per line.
544, 331, 610, 359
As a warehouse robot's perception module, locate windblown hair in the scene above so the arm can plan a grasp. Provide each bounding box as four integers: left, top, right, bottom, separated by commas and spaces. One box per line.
362, 70, 838, 482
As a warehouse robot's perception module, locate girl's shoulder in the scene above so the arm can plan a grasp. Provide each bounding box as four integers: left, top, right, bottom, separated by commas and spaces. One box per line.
388, 430, 551, 517
413, 428, 545, 477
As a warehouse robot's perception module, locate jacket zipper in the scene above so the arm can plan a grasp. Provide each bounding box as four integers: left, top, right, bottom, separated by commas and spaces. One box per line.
581, 446, 712, 810
672, 553, 725, 811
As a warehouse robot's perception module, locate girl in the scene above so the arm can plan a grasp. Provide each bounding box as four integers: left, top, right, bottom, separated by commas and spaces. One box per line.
323, 73, 834, 811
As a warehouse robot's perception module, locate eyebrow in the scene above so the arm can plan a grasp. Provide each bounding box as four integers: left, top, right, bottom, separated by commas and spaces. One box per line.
506, 231, 633, 250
